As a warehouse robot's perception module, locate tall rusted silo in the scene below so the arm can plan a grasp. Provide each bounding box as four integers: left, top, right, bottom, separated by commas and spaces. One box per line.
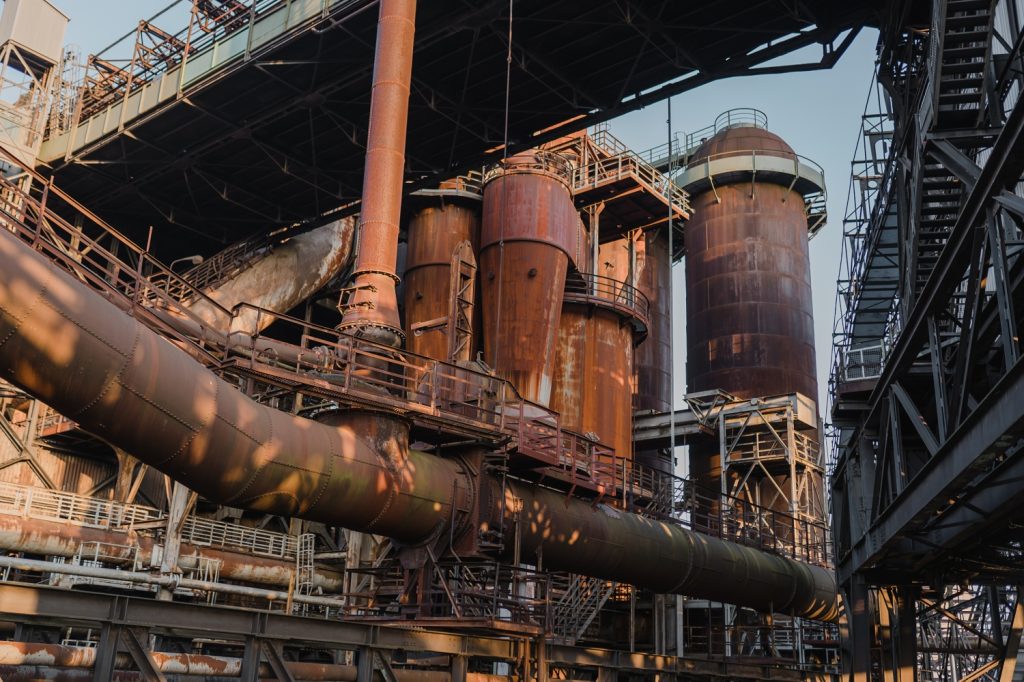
677, 110, 825, 510
551, 236, 647, 462
632, 228, 674, 473
479, 152, 581, 406
403, 184, 481, 361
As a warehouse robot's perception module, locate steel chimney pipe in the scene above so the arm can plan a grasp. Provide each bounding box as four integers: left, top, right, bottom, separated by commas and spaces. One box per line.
338, 0, 417, 346
0, 228, 838, 621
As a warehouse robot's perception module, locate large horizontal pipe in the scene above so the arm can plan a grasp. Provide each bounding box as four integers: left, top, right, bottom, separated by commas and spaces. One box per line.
0, 228, 839, 620
0, 515, 345, 592
0, 227, 470, 545
500, 481, 838, 621
0, 642, 503, 682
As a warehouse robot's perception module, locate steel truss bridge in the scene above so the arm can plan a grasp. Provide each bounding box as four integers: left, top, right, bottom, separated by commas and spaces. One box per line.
830, 0, 1024, 679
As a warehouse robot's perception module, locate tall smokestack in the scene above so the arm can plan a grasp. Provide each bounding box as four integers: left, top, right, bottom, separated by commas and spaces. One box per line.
338, 0, 417, 347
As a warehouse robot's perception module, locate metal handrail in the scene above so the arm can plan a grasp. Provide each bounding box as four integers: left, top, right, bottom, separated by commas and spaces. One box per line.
0, 480, 300, 558
563, 272, 650, 329
573, 151, 692, 215
685, 147, 826, 181
0, 143, 831, 569
483, 150, 574, 186
714, 107, 768, 132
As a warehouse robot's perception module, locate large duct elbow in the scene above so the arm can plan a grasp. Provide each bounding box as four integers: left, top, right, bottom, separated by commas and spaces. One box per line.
0, 230, 468, 545
186, 217, 356, 334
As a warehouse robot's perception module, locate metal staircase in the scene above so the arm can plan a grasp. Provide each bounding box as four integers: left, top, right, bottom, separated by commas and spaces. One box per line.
914, 0, 994, 294
550, 574, 618, 644
933, 0, 996, 131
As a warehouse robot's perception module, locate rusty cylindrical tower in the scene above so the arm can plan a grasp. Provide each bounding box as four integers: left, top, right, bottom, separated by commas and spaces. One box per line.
632, 227, 674, 472
551, 235, 647, 462
479, 152, 581, 406
403, 184, 481, 361
678, 109, 825, 516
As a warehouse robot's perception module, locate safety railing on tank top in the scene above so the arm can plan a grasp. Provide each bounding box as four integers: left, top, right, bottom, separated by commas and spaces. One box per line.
563, 272, 650, 331
483, 150, 575, 186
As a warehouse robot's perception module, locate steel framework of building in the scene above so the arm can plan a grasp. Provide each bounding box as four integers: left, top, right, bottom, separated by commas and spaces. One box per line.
10, 0, 1024, 680
829, 0, 1024, 679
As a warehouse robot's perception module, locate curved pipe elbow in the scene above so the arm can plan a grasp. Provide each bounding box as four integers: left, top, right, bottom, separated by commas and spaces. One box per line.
0, 231, 463, 545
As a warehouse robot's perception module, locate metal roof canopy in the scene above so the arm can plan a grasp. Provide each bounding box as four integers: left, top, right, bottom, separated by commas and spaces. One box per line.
40, 0, 881, 258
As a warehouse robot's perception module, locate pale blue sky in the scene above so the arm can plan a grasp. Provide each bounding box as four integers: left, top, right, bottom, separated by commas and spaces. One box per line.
49, 2, 879, 424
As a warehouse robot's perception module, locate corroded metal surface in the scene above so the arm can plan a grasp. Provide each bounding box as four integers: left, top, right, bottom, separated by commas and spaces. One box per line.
0, 222, 838, 620
338, 0, 416, 345
551, 304, 634, 460
684, 125, 819, 512
633, 228, 673, 416
479, 156, 579, 405
493, 478, 839, 622
0, 516, 346, 592
404, 201, 480, 360
187, 217, 356, 333
0, 642, 505, 681
0, 229, 469, 545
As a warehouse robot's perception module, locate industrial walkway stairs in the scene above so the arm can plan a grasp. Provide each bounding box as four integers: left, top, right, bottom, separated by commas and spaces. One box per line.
915, 0, 994, 296
933, 0, 995, 131
550, 573, 619, 644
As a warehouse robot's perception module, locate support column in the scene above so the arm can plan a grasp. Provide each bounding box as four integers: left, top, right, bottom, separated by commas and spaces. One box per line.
158, 481, 191, 601
451, 655, 468, 682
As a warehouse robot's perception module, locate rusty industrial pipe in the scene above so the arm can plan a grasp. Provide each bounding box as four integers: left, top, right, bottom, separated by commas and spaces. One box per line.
187, 217, 356, 334
0, 514, 346, 592
0, 229, 470, 546
0, 228, 838, 620
338, 0, 417, 346
0, 642, 504, 682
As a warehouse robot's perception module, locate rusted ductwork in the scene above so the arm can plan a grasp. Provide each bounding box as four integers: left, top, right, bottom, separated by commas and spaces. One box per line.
0, 227, 839, 621
0, 231, 469, 546
186, 217, 356, 334
338, 0, 417, 346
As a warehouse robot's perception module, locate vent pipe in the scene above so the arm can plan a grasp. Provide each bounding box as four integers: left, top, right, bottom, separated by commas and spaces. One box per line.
337, 0, 417, 346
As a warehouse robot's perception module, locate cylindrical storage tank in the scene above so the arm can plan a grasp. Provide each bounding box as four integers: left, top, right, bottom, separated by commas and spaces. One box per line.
479, 152, 579, 406
551, 304, 635, 461
678, 116, 821, 511
632, 228, 673, 472
403, 198, 480, 361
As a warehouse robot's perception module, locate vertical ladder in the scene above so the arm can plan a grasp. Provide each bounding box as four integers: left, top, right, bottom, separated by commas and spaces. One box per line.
446, 240, 476, 363
295, 532, 316, 598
